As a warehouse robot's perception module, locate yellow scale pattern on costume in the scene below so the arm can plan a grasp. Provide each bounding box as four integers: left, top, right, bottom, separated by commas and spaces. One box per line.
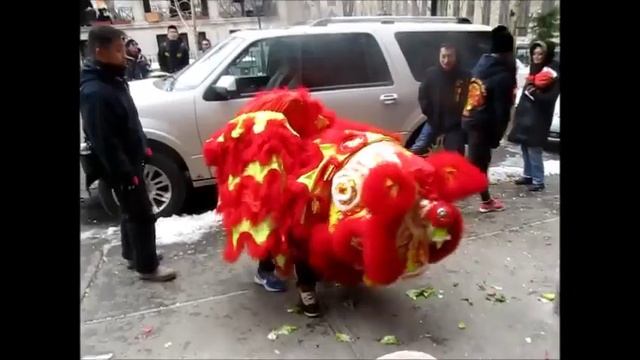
223, 111, 295, 251
231, 217, 274, 249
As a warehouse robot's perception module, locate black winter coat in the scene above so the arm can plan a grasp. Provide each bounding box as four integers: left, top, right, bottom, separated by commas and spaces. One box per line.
508, 61, 560, 147
158, 40, 190, 73
80, 61, 148, 185
125, 54, 151, 81
462, 54, 517, 149
418, 66, 470, 135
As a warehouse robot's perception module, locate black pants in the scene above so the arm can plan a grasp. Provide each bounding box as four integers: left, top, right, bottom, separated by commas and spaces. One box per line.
442, 129, 466, 155
258, 258, 317, 288
466, 130, 492, 202
112, 167, 159, 274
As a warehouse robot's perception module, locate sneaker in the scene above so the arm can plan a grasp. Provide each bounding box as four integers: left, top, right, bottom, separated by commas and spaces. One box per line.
138, 265, 177, 282
254, 270, 288, 292
299, 289, 321, 318
514, 177, 533, 185
527, 183, 545, 192
127, 253, 163, 270
479, 198, 505, 213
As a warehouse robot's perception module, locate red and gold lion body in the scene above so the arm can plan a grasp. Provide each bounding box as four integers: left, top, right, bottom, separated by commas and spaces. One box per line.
203, 89, 488, 286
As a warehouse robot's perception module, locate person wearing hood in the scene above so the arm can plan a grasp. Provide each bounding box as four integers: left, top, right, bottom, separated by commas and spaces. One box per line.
199, 38, 212, 57
124, 38, 150, 81
508, 40, 560, 191
410, 43, 470, 155
462, 25, 517, 213
158, 25, 190, 74
80, 26, 177, 282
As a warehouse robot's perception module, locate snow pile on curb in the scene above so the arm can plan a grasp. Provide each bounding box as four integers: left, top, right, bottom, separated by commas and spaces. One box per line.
488, 159, 560, 184
81, 210, 222, 245
154, 210, 223, 245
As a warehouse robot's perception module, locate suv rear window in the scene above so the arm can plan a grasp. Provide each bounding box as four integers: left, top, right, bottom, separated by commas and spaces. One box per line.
395, 31, 491, 81
300, 33, 393, 90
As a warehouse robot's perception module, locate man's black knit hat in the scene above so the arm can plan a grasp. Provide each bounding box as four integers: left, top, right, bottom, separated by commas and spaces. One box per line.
490, 25, 514, 54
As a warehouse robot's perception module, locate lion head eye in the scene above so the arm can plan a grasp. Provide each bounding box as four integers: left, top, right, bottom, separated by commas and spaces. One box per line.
334, 179, 358, 207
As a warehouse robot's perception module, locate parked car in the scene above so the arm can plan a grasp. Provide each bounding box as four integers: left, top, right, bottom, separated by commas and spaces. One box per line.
83, 16, 493, 217
548, 95, 560, 143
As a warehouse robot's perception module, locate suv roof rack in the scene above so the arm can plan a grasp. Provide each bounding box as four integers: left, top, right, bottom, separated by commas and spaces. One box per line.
309, 16, 472, 26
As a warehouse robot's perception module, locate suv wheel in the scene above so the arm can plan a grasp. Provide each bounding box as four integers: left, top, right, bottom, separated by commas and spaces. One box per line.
98, 152, 188, 218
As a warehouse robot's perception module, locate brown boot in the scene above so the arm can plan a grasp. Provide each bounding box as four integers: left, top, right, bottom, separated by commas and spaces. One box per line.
139, 265, 177, 282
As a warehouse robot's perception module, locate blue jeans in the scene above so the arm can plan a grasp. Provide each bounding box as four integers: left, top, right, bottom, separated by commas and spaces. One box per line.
409, 122, 433, 154
521, 145, 544, 185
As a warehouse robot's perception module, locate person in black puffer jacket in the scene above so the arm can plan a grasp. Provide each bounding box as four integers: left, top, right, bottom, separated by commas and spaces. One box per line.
410, 43, 470, 155
508, 40, 560, 192
80, 26, 176, 282
158, 25, 190, 74
462, 25, 517, 213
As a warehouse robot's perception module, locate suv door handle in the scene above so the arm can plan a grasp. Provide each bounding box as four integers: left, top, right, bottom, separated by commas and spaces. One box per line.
380, 93, 398, 105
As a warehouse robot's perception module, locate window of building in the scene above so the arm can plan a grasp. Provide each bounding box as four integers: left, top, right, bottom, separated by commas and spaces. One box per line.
143, 0, 152, 13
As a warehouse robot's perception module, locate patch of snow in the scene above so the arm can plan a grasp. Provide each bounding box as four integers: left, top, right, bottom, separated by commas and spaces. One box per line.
544, 160, 560, 176
488, 159, 560, 184
154, 211, 222, 245
80, 210, 222, 246
488, 166, 522, 184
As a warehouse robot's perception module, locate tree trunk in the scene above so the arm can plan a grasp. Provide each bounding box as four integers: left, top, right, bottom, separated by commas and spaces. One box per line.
452, 0, 460, 17
411, 0, 419, 16
499, 0, 509, 26
439, 0, 448, 16
420, 0, 428, 16
191, 0, 199, 59
312, 0, 321, 18
342, 0, 354, 16
465, 0, 475, 20
482, 0, 491, 25
517, 0, 531, 37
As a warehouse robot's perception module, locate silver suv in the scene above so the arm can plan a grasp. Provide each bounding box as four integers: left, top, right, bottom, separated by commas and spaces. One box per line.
92, 17, 492, 217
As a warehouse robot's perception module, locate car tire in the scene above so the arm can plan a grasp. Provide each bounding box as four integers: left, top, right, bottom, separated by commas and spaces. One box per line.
97, 152, 189, 218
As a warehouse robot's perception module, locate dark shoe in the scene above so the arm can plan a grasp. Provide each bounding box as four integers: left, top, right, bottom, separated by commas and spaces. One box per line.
514, 177, 533, 185
127, 253, 163, 270
298, 288, 321, 318
254, 270, 288, 292
139, 265, 177, 282
528, 183, 545, 192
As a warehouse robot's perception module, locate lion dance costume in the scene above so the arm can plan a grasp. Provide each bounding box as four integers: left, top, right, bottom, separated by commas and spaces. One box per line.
203, 89, 488, 287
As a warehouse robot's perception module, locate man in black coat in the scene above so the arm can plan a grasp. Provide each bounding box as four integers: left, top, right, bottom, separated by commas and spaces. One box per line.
80, 26, 176, 282
410, 43, 470, 155
508, 40, 560, 191
124, 38, 151, 81
158, 25, 190, 74
462, 25, 517, 213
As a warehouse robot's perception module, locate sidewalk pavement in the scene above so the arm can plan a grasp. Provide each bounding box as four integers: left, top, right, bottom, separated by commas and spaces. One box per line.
81, 177, 559, 359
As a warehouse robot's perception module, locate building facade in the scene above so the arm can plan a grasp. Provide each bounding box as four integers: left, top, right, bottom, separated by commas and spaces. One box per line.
80, 0, 559, 66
